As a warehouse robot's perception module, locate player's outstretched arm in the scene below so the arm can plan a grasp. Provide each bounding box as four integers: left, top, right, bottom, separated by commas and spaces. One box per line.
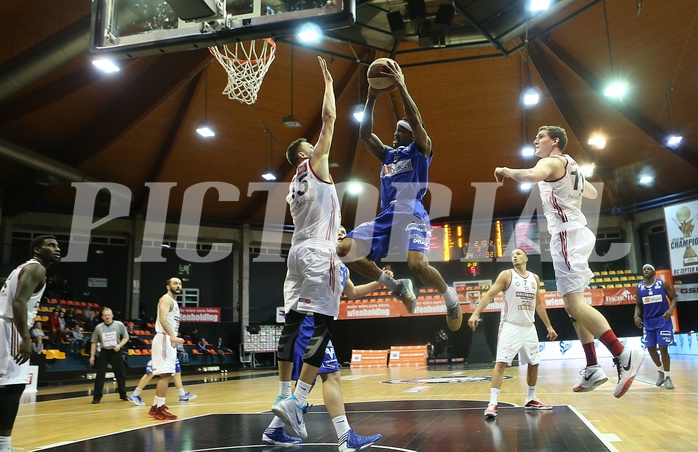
391, 65, 431, 157
494, 157, 561, 184
359, 94, 386, 161
311, 56, 336, 181
467, 270, 510, 331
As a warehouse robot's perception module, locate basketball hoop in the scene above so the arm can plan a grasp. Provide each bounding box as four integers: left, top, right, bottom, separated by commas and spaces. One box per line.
209, 38, 276, 105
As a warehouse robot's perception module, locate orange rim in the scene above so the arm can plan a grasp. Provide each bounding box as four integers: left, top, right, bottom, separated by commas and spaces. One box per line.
209, 38, 276, 64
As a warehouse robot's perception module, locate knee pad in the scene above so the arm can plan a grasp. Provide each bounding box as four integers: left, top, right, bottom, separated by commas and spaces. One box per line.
303, 314, 334, 368
277, 310, 304, 362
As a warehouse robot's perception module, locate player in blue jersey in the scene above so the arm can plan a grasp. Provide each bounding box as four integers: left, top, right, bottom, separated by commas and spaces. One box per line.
336, 59, 462, 332
634, 264, 677, 389
264, 226, 385, 449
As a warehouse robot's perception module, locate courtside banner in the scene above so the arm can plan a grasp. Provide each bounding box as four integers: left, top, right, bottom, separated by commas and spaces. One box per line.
350, 349, 389, 368
389, 345, 428, 368
541, 289, 604, 308
338, 299, 401, 319
675, 283, 698, 301
180, 307, 221, 322
602, 287, 637, 306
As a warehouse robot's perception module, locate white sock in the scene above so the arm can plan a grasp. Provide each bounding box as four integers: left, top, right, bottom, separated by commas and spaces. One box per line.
132, 387, 142, 397
664, 371, 671, 378
268, 416, 285, 429
378, 273, 398, 291
0, 436, 11, 451
294, 380, 312, 405
178, 388, 185, 397
657, 366, 664, 373
527, 386, 536, 401
489, 388, 500, 406
332, 415, 351, 439
442, 287, 458, 308
155, 396, 165, 407
280, 381, 292, 398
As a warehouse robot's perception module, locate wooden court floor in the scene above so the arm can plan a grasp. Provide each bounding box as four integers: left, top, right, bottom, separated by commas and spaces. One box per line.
14, 355, 698, 451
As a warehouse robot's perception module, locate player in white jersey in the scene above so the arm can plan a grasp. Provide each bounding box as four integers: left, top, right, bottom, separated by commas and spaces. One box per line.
0, 235, 60, 452
272, 58, 382, 452
494, 125, 644, 399
149, 277, 184, 421
468, 249, 557, 418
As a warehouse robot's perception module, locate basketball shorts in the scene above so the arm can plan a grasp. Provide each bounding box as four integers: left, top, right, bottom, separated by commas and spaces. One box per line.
0, 319, 30, 385
291, 316, 340, 381
146, 358, 181, 375
495, 322, 540, 366
151, 333, 177, 375
550, 226, 595, 296
284, 243, 342, 317
347, 203, 431, 262
643, 324, 675, 348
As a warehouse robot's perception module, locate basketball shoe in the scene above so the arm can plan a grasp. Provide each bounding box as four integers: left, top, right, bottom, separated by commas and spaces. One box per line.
338, 429, 382, 452
524, 398, 552, 410
127, 394, 145, 406
655, 370, 665, 387
179, 392, 197, 402
271, 394, 310, 438
613, 346, 645, 398
262, 427, 302, 446
572, 364, 608, 392
393, 279, 416, 314
148, 405, 157, 417
484, 403, 498, 418
664, 377, 675, 389
154, 405, 177, 420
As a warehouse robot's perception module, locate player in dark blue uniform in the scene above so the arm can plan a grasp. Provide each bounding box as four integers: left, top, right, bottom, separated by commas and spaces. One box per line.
337, 59, 462, 331
634, 264, 677, 389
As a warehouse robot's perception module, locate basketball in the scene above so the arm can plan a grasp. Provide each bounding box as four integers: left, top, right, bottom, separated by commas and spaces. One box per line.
367, 58, 402, 93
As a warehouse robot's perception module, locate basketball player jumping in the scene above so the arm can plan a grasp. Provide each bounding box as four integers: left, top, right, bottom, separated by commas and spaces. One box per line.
336, 59, 463, 332
494, 125, 644, 398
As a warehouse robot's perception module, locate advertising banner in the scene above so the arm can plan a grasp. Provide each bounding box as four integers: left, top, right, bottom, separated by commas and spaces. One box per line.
664, 200, 698, 276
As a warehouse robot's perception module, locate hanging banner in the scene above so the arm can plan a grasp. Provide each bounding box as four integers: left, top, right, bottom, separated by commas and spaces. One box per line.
664, 200, 698, 276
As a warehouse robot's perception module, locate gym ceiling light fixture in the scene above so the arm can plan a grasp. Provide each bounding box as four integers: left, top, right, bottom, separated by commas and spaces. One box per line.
601, 0, 627, 99
283, 42, 302, 128
196, 67, 215, 138
261, 126, 276, 181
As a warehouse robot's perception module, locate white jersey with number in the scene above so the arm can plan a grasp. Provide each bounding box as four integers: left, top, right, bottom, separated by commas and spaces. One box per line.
538, 154, 588, 234
500, 269, 537, 326
286, 159, 340, 248
0, 259, 46, 384
155, 295, 180, 337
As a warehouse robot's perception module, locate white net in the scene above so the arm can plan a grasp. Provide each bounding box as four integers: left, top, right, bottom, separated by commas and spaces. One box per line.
209, 38, 276, 105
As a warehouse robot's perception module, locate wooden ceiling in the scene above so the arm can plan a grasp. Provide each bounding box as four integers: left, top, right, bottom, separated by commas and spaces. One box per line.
1, 0, 697, 232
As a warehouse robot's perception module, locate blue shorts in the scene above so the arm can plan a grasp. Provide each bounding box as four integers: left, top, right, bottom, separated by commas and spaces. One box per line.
146, 358, 181, 375
291, 316, 340, 381
643, 326, 675, 348
347, 203, 431, 262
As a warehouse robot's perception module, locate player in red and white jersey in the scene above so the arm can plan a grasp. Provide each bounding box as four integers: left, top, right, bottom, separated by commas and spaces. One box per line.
495, 125, 644, 399
468, 249, 557, 418
0, 235, 60, 452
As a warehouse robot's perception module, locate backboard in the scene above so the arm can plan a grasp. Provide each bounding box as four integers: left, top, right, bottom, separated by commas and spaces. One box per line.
90, 0, 356, 58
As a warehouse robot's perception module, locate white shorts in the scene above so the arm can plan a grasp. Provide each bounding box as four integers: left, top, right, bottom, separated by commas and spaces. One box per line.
284, 243, 342, 317
151, 333, 177, 375
495, 322, 540, 366
0, 318, 30, 385
550, 226, 595, 296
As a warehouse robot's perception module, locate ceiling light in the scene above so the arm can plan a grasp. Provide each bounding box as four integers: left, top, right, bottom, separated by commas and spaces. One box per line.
580, 164, 595, 178
521, 146, 535, 157
522, 89, 540, 106
196, 123, 215, 137
666, 135, 683, 147
639, 175, 654, 185
353, 105, 364, 122
92, 59, 120, 73
283, 116, 302, 128
347, 181, 363, 195
261, 169, 277, 181
604, 81, 627, 98
588, 135, 606, 149
520, 183, 532, 191
529, 0, 551, 12
297, 23, 322, 43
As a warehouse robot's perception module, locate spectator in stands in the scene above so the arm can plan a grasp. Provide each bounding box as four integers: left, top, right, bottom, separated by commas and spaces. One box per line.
177, 342, 189, 364
71, 325, 84, 353
60, 278, 73, 300
126, 323, 143, 350
215, 337, 233, 365
47, 309, 61, 345
45, 274, 60, 299
196, 338, 214, 364
64, 307, 77, 329
83, 308, 95, 323
31, 336, 47, 384
85, 312, 100, 332
31, 321, 48, 342
434, 329, 449, 358
190, 329, 200, 346
138, 309, 151, 329
89, 307, 129, 404
58, 310, 67, 336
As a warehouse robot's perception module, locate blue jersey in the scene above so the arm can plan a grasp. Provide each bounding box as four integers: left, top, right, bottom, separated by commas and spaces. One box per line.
380, 142, 432, 212
637, 279, 672, 330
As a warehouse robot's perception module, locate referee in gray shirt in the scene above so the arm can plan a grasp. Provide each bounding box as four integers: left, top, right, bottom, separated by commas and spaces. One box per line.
90, 307, 129, 404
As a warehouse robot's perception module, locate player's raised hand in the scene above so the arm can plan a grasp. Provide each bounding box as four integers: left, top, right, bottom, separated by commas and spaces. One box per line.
494, 167, 507, 183
318, 56, 333, 84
